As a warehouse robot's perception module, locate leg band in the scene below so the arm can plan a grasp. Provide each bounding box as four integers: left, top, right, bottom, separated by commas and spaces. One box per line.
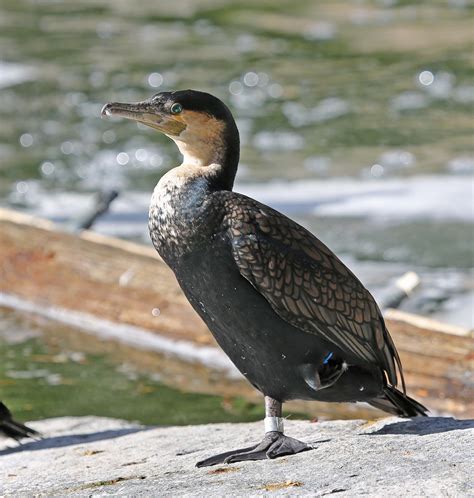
264, 416, 284, 433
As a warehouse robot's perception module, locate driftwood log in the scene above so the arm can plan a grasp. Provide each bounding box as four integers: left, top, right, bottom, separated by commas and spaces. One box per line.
0, 208, 472, 419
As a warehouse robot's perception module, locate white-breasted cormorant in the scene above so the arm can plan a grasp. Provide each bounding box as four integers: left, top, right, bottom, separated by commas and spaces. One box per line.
102, 90, 427, 467
0, 402, 38, 441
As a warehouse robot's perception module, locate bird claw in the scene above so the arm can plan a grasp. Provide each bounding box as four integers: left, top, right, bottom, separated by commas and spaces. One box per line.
196, 432, 311, 467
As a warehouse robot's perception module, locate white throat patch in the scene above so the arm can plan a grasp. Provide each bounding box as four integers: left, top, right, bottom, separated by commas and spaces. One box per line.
150, 163, 222, 221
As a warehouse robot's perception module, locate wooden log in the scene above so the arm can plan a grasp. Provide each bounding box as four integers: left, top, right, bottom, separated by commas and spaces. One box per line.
383, 309, 473, 418
0, 208, 472, 418
0, 208, 208, 345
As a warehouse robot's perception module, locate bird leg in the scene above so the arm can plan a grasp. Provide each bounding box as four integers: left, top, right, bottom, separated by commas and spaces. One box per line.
195, 396, 311, 467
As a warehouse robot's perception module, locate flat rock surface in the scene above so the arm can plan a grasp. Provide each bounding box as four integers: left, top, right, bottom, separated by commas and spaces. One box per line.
0, 416, 472, 497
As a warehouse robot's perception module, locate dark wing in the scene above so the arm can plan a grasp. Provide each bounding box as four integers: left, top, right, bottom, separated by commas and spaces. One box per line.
224, 193, 404, 390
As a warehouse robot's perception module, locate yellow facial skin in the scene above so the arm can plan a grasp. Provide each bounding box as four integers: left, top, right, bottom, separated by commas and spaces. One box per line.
101, 100, 187, 136
102, 101, 227, 167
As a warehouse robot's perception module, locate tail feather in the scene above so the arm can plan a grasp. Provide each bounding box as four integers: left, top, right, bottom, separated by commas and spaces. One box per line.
369, 386, 428, 417
1, 420, 39, 441
0, 402, 39, 441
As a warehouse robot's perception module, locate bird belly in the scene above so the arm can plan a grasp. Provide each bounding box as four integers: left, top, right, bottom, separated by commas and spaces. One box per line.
174, 244, 383, 403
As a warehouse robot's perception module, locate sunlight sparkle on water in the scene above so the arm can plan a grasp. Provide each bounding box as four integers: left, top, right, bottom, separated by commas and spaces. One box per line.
61, 141, 73, 155
243, 72, 259, 87
229, 81, 243, 95
19, 133, 33, 147
148, 72, 163, 88
370, 164, 384, 177
418, 71, 434, 86
40, 162, 55, 176
135, 148, 148, 162
16, 181, 29, 193
116, 152, 129, 165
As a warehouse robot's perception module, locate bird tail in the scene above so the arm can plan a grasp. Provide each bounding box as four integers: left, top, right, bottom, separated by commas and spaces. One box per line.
0, 402, 39, 441
368, 386, 428, 417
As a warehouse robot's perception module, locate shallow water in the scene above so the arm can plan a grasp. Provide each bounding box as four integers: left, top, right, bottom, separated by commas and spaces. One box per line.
0, 307, 270, 424
0, 0, 472, 420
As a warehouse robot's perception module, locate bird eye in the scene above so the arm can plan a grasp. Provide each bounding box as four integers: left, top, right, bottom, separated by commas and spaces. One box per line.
170, 103, 183, 114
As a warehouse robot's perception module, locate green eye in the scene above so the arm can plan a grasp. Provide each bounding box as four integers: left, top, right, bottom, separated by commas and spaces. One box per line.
170, 103, 183, 114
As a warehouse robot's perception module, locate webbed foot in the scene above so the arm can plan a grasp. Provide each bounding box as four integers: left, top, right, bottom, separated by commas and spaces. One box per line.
196, 431, 311, 467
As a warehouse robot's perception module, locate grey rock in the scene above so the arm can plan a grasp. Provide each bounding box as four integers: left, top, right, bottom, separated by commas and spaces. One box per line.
0, 416, 472, 497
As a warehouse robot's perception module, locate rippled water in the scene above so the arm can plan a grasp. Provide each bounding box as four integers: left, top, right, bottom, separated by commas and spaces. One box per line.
0, 0, 473, 326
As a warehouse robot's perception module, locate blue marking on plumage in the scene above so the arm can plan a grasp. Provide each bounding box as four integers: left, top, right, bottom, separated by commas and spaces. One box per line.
323, 352, 334, 364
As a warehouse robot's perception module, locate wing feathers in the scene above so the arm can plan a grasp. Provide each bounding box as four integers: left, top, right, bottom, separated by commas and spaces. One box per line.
225, 194, 402, 388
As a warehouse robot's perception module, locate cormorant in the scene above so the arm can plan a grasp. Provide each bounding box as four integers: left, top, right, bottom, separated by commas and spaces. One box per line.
0, 402, 38, 441
102, 90, 427, 467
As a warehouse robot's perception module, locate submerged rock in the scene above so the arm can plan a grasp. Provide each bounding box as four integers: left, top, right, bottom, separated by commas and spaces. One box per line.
0, 416, 472, 496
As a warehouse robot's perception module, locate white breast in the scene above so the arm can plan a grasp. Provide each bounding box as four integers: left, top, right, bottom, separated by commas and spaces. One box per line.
149, 163, 220, 222
150, 168, 186, 221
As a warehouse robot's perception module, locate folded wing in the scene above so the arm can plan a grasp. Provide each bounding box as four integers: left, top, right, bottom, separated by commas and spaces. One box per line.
224, 194, 404, 391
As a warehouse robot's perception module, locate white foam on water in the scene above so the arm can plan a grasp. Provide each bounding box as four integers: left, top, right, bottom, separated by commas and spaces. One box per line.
11, 174, 473, 225
237, 175, 474, 221
0, 61, 36, 89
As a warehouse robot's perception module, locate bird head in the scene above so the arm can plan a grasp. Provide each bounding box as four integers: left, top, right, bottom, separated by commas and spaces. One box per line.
101, 90, 239, 168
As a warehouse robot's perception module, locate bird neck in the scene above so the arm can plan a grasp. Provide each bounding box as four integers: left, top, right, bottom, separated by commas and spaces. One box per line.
172, 120, 240, 191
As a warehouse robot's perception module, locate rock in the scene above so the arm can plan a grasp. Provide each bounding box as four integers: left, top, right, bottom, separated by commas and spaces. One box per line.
0, 416, 472, 496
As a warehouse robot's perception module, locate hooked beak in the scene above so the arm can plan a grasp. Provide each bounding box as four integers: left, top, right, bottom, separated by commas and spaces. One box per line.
101, 100, 186, 136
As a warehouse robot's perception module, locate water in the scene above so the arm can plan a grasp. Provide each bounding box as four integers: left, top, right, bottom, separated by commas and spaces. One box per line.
0, 307, 268, 424
0, 0, 473, 421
